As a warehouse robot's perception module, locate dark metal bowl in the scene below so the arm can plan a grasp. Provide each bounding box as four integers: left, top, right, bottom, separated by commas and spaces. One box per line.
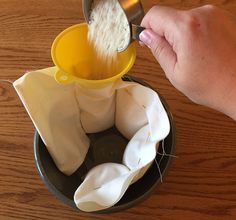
33, 76, 176, 214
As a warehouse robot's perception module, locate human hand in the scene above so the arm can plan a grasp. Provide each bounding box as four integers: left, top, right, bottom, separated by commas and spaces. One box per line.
140, 5, 236, 120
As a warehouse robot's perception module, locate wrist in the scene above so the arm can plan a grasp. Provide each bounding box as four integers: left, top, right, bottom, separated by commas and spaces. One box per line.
226, 92, 236, 121
222, 79, 236, 120
208, 71, 236, 121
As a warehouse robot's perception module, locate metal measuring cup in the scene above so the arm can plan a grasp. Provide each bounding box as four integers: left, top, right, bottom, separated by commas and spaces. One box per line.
82, 0, 145, 52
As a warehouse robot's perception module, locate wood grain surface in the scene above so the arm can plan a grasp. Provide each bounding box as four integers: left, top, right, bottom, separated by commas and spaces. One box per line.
0, 0, 236, 219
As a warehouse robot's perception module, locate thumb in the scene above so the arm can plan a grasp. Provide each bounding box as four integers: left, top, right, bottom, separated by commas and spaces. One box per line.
139, 29, 177, 77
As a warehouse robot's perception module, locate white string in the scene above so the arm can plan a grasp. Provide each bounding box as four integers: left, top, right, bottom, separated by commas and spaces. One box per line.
155, 159, 163, 183
155, 140, 178, 184
158, 141, 178, 158
156, 151, 178, 158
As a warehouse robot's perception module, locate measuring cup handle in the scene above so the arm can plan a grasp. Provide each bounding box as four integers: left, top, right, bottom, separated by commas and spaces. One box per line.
131, 24, 145, 41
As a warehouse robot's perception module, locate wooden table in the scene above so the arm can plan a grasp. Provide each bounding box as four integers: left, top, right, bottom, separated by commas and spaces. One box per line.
0, 0, 236, 219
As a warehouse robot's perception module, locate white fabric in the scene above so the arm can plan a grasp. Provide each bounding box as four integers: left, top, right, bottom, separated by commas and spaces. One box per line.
116, 87, 148, 139
14, 67, 90, 175
75, 84, 116, 133
14, 67, 170, 212
74, 163, 138, 212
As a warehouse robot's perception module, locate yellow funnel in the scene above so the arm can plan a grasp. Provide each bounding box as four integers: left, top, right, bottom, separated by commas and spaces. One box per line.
51, 23, 136, 88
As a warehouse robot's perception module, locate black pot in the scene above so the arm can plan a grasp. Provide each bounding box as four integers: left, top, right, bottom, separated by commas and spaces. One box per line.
33, 75, 176, 214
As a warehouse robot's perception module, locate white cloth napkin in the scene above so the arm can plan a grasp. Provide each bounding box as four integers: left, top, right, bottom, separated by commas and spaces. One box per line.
14, 67, 170, 212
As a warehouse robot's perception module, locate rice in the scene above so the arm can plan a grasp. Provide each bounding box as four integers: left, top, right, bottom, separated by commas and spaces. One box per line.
88, 0, 130, 62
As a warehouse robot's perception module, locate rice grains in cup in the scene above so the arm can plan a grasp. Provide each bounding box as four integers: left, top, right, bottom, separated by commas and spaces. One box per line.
88, 0, 130, 63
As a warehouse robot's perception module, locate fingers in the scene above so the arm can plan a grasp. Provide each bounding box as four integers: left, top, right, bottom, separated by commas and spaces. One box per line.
139, 6, 181, 76
139, 29, 177, 77
141, 6, 181, 44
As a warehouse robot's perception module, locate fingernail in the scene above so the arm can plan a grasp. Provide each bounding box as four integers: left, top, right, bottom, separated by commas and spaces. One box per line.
139, 31, 152, 47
